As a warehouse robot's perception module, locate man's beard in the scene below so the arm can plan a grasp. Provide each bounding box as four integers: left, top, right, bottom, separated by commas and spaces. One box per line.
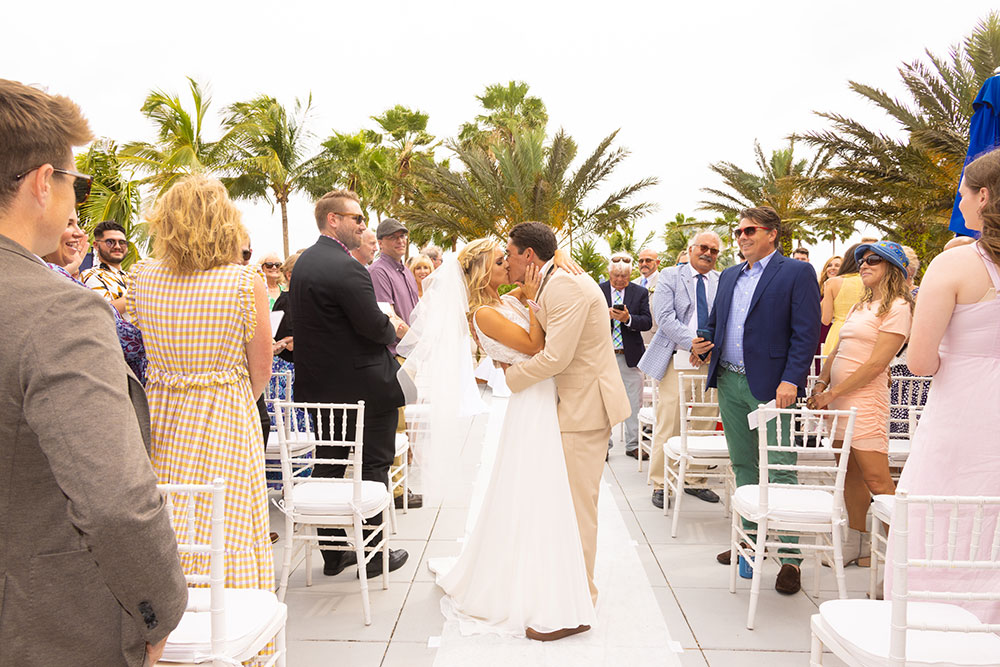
97, 246, 122, 266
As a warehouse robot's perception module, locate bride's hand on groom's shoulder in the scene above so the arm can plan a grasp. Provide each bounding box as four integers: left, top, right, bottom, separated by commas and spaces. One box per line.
552, 248, 584, 275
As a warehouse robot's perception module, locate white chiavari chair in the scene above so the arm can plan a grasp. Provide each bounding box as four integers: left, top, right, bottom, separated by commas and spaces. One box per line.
811, 492, 1000, 666
730, 405, 857, 630
272, 401, 391, 626
157, 479, 287, 666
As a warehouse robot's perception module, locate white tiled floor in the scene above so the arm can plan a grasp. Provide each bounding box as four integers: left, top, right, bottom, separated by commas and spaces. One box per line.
270, 395, 856, 666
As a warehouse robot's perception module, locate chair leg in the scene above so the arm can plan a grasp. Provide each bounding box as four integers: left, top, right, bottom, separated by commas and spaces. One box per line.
382, 508, 390, 590
746, 524, 767, 630
388, 488, 398, 535
869, 521, 881, 600
813, 535, 822, 598
305, 526, 314, 588
729, 510, 739, 594
671, 459, 687, 538
355, 520, 372, 626
278, 513, 294, 601
402, 468, 408, 513
276, 622, 287, 667
832, 523, 848, 600
810, 629, 824, 666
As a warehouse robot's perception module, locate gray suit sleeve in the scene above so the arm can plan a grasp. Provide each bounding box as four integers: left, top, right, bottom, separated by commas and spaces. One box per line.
21, 291, 187, 645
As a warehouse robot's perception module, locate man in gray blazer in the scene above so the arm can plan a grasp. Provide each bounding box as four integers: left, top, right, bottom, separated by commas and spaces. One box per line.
0, 79, 187, 667
637, 231, 722, 509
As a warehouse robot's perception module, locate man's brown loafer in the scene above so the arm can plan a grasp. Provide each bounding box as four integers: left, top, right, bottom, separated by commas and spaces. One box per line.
525, 624, 591, 642
774, 563, 801, 595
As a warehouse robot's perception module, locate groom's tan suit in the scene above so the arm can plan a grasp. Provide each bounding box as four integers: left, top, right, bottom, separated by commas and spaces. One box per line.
506, 267, 629, 603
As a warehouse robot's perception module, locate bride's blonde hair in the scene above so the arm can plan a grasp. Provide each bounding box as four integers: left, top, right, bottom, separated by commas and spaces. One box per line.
458, 239, 501, 313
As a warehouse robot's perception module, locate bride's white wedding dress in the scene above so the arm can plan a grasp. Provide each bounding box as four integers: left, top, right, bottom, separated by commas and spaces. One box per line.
428, 294, 595, 637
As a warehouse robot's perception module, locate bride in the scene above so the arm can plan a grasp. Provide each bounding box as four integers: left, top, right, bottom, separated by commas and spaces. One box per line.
398, 238, 595, 640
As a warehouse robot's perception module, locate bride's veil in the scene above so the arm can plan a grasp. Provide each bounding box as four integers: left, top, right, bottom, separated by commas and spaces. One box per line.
397, 257, 487, 504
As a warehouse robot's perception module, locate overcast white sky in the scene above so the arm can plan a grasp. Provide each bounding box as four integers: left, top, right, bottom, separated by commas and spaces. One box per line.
5, 0, 997, 268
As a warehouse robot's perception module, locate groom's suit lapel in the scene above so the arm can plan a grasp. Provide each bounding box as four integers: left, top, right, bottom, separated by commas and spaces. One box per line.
535, 263, 557, 300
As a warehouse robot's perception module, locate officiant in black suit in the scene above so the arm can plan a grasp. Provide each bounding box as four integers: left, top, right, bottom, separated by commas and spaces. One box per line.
290, 189, 409, 577
599, 253, 652, 457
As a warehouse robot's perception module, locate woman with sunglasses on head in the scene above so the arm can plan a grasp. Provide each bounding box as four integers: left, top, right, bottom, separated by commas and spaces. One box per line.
809, 241, 914, 566
821, 244, 865, 356
883, 148, 1000, 621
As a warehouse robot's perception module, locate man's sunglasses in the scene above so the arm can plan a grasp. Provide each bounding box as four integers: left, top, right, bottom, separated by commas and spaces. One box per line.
733, 225, 771, 239
14, 166, 93, 205
100, 239, 128, 249
859, 254, 886, 267
610, 257, 632, 263
262, 262, 282, 269
334, 212, 365, 224
692, 243, 720, 256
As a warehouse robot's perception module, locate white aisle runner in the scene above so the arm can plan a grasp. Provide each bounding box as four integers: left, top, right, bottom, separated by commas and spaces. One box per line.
431, 392, 683, 667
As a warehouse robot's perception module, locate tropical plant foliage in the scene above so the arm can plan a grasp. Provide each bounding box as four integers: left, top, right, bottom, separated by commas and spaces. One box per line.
458, 81, 548, 150
700, 140, 851, 254
570, 238, 609, 283
399, 126, 657, 246
799, 12, 1000, 262
75, 139, 146, 268
220, 94, 318, 257
121, 78, 238, 197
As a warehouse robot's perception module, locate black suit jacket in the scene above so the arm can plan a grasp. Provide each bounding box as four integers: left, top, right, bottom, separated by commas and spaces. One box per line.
599, 280, 652, 368
290, 236, 404, 412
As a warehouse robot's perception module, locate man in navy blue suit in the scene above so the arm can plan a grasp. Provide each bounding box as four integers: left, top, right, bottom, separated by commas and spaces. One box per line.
600, 254, 652, 458
691, 206, 820, 596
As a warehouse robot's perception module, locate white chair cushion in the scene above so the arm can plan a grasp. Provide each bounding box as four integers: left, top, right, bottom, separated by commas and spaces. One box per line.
264, 436, 315, 457
161, 588, 286, 662
665, 434, 729, 458
638, 407, 655, 423
818, 599, 1000, 666
871, 494, 894, 523
732, 485, 834, 523
404, 403, 431, 422
291, 480, 389, 516
394, 433, 410, 456
888, 438, 910, 465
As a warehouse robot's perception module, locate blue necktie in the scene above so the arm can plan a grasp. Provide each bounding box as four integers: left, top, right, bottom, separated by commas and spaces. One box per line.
695, 274, 709, 330
641, 276, 648, 288
612, 290, 623, 349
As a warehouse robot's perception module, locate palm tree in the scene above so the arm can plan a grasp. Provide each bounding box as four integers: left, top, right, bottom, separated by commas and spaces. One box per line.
700, 140, 849, 254
304, 129, 394, 221
570, 237, 608, 283
121, 78, 236, 197
221, 94, 318, 257
458, 81, 548, 150
799, 13, 1000, 261
658, 212, 738, 269
399, 127, 657, 247
75, 139, 146, 268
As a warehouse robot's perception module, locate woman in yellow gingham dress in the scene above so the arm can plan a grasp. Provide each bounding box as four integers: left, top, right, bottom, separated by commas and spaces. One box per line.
127, 176, 274, 591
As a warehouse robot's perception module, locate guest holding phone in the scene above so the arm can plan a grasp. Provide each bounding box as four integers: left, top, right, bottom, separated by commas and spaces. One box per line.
599, 253, 652, 459
809, 241, 914, 566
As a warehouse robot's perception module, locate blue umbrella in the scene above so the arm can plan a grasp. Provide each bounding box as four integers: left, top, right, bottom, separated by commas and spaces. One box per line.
949, 70, 1000, 237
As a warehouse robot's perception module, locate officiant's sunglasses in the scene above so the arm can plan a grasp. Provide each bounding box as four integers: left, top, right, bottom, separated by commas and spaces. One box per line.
13, 165, 93, 205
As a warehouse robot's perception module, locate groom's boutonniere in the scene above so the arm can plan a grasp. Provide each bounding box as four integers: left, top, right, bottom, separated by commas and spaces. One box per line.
526, 299, 541, 313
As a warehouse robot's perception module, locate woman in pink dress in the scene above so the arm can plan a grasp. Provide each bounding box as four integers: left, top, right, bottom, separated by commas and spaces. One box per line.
885, 148, 1000, 622
810, 241, 914, 565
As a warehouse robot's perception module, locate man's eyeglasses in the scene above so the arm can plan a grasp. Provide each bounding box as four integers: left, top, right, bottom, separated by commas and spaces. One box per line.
733, 225, 771, 239
859, 254, 885, 267
242, 249, 253, 261
100, 239, 128, 249
692, 244, 720, 256
334, 212, 365, 224
13, 166, 93, 205
610, 257, 632, 264
262, 261, 282, 269
637, 258, 658, 264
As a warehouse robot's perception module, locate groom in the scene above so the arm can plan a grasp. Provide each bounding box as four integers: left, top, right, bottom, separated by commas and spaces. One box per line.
504, 222, 630, 638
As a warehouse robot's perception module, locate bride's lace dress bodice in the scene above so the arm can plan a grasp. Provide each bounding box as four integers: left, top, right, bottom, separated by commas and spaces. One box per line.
473, 294, 531, 364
